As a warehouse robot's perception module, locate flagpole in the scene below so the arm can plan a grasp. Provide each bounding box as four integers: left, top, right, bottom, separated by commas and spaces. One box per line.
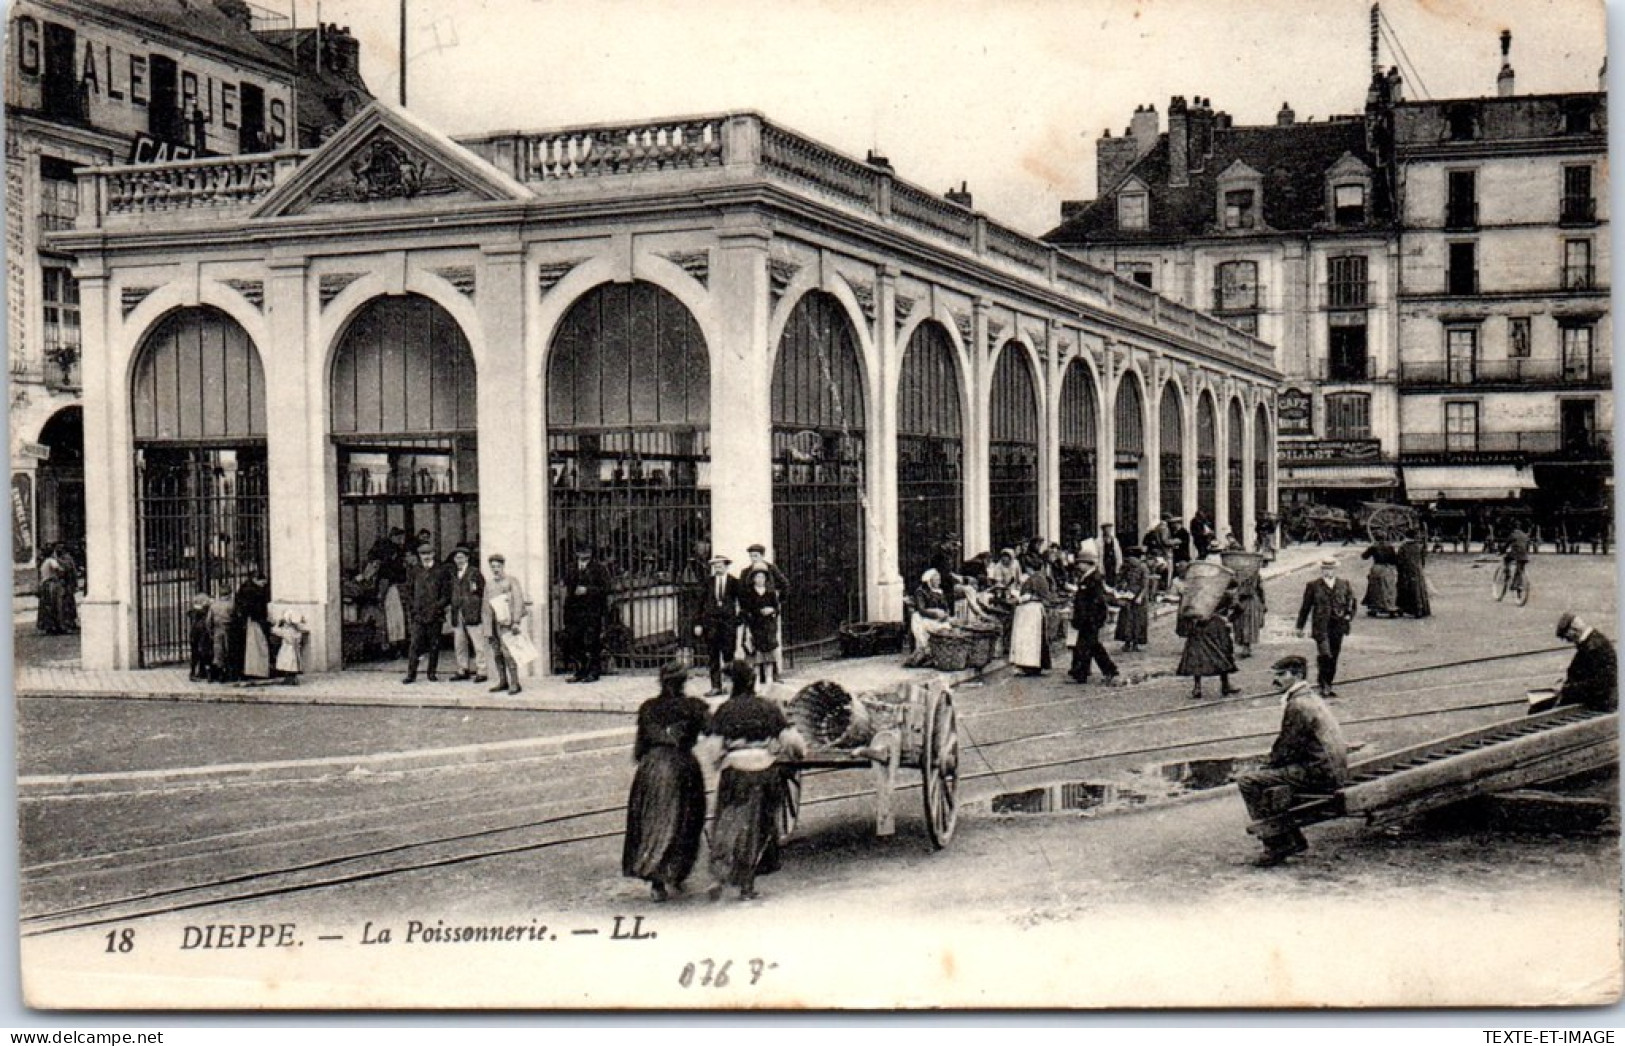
289, 0, 299, 149
399, 0, 407, 106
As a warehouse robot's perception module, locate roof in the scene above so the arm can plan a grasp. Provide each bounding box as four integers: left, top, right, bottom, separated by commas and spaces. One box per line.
254, 29, 376, 144
79, 0, 292, 75
1044, 118, 1394, 245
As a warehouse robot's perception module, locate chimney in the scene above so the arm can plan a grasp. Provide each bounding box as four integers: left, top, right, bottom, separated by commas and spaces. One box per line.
1215, 110, 1233, 130
1497, 30, 1515, 96
1131, 103, 1159, 154
1188, 97, 1214, 172
1096, 104, 1158, 195
213, 0, 253, 31
1277, 101, 1296, 126
865, 149, 894, 172
1168, 95, 1189, 188
945, 181, 973, 209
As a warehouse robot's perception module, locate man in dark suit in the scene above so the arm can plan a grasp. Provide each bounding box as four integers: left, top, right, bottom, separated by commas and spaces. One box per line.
1067, 542, 1119, 685
1295, 557, 1358, 697
693, 553, 740, 697
445, 544, 488, 683
562, 543, 612, 683
401, 541, 452, 684
1554, 612, 1618, 712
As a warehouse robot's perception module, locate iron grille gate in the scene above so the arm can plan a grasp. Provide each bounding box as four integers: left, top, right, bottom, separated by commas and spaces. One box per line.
989, 441, 1039, 550
898, 322, 963, 584
772, 429, 865, 659
1060, 449, 1098, 546
1228, 461, 1245, 541
1115, 477, 1140, 538
135, 446, 268, 666
549, 429, 710, 672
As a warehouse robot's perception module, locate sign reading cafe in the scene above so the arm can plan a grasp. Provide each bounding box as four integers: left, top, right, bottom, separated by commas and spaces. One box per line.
1277, 387, 1313, 436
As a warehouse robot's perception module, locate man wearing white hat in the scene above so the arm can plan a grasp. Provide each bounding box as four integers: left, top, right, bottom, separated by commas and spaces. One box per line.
1068, 540, 1119, 685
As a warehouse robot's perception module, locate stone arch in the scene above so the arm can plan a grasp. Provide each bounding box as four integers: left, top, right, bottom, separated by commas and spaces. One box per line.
988, 338, 1041, 550
1159, 378, 1186, 522
896, 318, 966, 586
1058, 356, 1102, 546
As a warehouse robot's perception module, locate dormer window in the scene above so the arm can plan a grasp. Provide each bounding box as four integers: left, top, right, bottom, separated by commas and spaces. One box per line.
1563, 99, 1596, 135
1333, 183, 1366, 225
1117, 187, 1148, 230
1446, 103, 1477, 141
1223, 189, 1257, 230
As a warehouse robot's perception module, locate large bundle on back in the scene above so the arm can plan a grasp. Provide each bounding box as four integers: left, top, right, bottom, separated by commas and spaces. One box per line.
1180, 561, 1235, 619
1220, 550, 1263, 583
786, 681, 875, 750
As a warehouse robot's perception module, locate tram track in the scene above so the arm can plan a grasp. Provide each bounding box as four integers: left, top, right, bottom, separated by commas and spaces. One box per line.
21, 646, 1585, 937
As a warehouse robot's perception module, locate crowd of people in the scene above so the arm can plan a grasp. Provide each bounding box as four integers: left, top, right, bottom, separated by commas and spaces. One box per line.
186, 564, 308, 686
34, 543, 80, 636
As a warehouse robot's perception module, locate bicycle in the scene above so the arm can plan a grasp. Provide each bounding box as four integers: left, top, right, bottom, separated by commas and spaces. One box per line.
1492, 558, 1531, 606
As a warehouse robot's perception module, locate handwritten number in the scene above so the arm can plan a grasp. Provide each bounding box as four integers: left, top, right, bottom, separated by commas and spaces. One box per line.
104, 928, 134, 954
714, 960, 731, 988
678, 963, 695, 988
750, 959, 764, 985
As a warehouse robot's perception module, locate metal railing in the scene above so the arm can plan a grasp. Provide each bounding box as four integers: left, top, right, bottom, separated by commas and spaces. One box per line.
1560, 196, 1597, 224
1444, 201, 1478, 229
1399, 357, 1612, 386
1324, 280, 1373, 308
1399, 430, 1611, 457
1318, 356, 1379, 382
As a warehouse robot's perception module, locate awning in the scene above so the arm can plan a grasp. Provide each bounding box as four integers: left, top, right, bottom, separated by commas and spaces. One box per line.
1402, 464, 1539, 502
1279, 463, 1400, 489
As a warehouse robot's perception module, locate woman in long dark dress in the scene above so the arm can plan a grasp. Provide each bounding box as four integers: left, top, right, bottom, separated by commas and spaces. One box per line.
234, 568, 273, 681
1395, 538, 1432, 619
622, 660, 712, 902
707, 660, 806, 901
1177, 586, 1240, 699
1113, 547, 1151, 651
736, 570, 781, 684
1360, 540, 1400, 617
35, 545, 66, 635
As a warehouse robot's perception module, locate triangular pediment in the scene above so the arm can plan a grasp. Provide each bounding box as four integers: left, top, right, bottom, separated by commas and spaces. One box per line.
1325, 151, 1372, 179
252, 102, 532, 219
1216, 158, 1263, 183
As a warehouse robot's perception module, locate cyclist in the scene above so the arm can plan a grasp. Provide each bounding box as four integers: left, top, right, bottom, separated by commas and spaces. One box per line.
1501, 524, 1532, 596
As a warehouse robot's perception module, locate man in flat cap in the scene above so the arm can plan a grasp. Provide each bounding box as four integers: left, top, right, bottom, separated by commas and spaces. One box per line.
1295, 557, 1357, 697
695, 553, 741, 697
1236, 654, 1349, 867
1551, 612, 1617, 712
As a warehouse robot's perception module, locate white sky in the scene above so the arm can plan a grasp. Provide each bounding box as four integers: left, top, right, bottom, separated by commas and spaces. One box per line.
291, 0, 1609, 233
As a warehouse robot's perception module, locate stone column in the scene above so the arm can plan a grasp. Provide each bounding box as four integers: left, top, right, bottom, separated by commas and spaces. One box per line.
1215, 381, 1232, 546
475, 240, 533, 669
870, 265, 904, 620
1143, 353, 1163, 530
76, 263, 135, 669
1097, 342, 1117, 535
709, 220, 774, 565
964, 300, 990, 555
1182, 374, 1199, 530
1037, 321, 1059, 544
1241, 386, 1258, 551
262, 254, 334, 668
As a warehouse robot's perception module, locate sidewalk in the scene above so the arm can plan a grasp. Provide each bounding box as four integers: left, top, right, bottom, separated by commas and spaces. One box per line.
13, 542, 1334, 714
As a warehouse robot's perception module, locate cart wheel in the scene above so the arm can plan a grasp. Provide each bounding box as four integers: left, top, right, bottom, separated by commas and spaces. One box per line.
1366, 506, 1409, 545
920, 688, 959, 850
777, 768, 801, 843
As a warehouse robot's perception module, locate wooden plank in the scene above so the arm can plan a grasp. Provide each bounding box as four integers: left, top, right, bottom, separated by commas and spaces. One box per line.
1364, 739, 1617, 827
1344, 715, 1615, 814
1345, 708, 1598, 782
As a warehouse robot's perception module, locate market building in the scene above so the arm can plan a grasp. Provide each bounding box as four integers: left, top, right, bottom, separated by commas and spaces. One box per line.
52, 102, 1281, 673
5, 0, 370, 587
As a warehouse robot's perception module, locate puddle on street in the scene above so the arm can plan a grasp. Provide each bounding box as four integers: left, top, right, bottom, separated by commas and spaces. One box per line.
971, 754, 1266, 818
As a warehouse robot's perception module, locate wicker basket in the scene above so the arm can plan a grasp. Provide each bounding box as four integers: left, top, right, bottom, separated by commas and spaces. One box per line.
960, 623, 1001, 667
788, 681, 875, 748
1181, 562, 1236, 619
1220, 551, 1264, 582
928, 629, 972, 672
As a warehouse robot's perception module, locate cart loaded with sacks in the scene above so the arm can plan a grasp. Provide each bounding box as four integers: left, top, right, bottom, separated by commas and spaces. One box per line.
778, 678, 961, 850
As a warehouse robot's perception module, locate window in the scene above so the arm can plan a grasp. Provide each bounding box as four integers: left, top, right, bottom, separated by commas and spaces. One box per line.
1445, 402, 1479, 452
1562, 165, 1595, 224
1446, 327, 1477, 384
1223, 189, 1257, 230
1446, 170, 1477, 228
1214, 260, 1259, 312
42, 265, 80, 380
1563, 99, 1596, 135
1447, 242, 1477, 294
1327, 255, 1368, 307
1116, 263, 1154, 289
1508, 317, 1531, 359
1325, 393, 1371, 439
1563, 239, 1593, 290
1328, 312, 1368, 380
1333, 183, 1366, 225
38, 157, 78, 232
1446, 104, 1477, 141
1562, 324, 1594, 381
1117, 191, 1147, 230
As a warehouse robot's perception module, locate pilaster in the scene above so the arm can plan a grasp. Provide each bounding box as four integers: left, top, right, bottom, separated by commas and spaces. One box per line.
964, 297, 990, 555
870, 264, 903, 620
710, 220, 775, 565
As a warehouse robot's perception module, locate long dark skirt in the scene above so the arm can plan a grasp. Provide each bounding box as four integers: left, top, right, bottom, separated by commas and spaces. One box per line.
36, 578, 65, 634
622, 746, 708, 888
1363, 564, 1398, 613
1396, 565, 1431, 618
1114, 602, 1149, 645
1177, 616, 1238, 676
708, 766, 786, 891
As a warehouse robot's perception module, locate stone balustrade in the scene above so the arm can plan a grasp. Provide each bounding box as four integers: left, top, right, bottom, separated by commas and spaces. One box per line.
78, 152, 305, 226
